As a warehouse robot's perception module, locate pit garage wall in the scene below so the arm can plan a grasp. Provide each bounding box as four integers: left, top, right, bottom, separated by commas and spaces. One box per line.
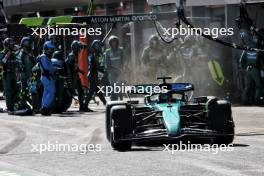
191, 3, 264, 101
190, 5, 234, 99
226, 3, 264, 101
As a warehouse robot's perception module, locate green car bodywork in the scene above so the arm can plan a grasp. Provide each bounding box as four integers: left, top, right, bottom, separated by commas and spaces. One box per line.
143, 95, 190, 137
132, 83, 194, 137
155, 103, 181, 136
145, 99, 182, 136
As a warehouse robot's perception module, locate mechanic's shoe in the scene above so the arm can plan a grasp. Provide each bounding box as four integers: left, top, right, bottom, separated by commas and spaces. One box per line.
41, 107, 51, 116
255, 97, 264, 106
7, 110, 14, 115
0, 108, 4, 113
242, 101, 252, 106
79, 107, 94, 112
32, 109, 40, 114
101, 99, 107, 106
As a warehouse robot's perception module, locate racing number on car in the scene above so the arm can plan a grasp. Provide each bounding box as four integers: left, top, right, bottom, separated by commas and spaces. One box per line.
208, 60, 225, 86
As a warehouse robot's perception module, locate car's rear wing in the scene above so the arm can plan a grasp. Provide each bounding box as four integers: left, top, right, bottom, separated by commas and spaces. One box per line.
169, 83, 194, 92
128, 83, 194, 95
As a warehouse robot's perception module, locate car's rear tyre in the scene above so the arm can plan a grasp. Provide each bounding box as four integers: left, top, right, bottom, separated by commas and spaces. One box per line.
106, 101, 126, 141
110, 105, 132, 151
208, 100, 235, 145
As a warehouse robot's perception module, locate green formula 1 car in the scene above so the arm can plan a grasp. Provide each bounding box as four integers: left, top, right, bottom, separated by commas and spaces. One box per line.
106, 77, 235, 151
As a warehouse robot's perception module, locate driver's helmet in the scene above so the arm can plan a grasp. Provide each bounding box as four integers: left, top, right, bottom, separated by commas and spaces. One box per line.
158, 93, 173, 103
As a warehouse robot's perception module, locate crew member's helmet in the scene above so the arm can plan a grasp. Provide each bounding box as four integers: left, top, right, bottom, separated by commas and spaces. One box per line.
71, 40, 81, 51
108, 35, 119, 48
3, 37, 15, 50
43, 41, 55, 50
20, 37, 34, 50
52, 50, 63, 60
149, 35, 159, 47
91, 40, 102, 52
48, 35, 60, 47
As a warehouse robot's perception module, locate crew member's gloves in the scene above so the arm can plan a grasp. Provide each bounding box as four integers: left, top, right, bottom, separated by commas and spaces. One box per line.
2, 51, 12, 63
261, 70, 264, 78
98, 72, 104, 79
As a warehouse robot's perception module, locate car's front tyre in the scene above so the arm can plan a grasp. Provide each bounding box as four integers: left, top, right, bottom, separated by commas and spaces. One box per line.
110, 105, 133, 151
106, 101, 126, 141
208, 99, 235, 145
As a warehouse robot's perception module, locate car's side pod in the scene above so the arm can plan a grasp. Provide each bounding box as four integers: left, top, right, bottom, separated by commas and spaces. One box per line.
194, 96, 217, 104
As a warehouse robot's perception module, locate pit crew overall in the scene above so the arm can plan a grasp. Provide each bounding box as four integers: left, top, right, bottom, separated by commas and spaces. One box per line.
31, 60, 42, 112
16, 49, 36, 109
141, 35, 165, 82
0, 50, 18, 111
85, 41, 106, 107
240, 50, 262, 104
52, 51, 67, 112
66, 51, 85, 110
104, 47, 124, 101
39, 53, 56, 109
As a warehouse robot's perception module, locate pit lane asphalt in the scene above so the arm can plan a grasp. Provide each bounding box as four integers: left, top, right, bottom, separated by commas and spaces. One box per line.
0, 99, 263, 176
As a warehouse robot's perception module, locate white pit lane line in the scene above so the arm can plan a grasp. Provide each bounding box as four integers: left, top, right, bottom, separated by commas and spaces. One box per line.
0, 161, 51, 176
0, 171, 21, 176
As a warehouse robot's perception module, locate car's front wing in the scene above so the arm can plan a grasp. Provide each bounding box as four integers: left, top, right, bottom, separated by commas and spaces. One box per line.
117, 128, 234, 142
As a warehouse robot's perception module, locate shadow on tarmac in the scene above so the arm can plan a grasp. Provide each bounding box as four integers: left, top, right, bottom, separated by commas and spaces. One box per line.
236, 132, 264, 136
232, 143, 249, 147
